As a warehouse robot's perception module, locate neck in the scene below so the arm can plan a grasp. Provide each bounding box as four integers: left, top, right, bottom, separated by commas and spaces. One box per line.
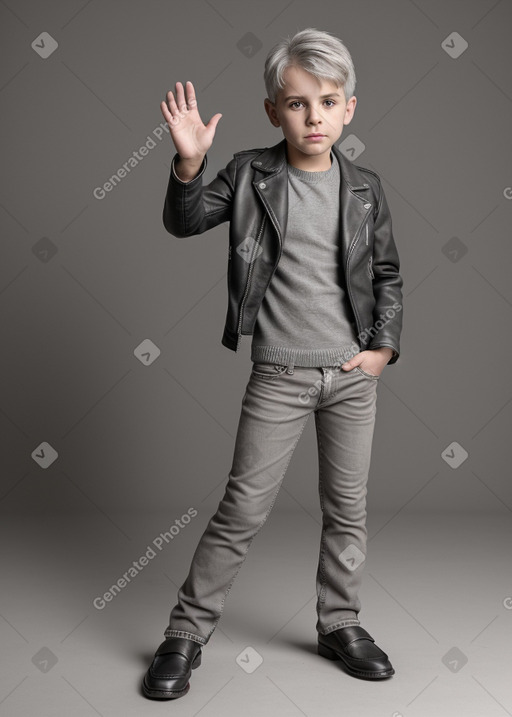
285, 142, 333, 172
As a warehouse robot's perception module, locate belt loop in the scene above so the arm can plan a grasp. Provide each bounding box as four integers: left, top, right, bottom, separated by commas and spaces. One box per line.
286, 361, 295, 375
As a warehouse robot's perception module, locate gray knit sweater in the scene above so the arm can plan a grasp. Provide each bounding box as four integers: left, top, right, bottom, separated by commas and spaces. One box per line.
250, 151, 360, 367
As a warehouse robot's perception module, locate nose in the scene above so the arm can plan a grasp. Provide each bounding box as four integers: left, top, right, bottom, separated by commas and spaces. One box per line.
307, 103, 323, 125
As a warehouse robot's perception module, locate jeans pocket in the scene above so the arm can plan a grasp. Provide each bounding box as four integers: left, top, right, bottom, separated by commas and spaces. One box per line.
251, 362, 288, 380
354, 366, 380, 380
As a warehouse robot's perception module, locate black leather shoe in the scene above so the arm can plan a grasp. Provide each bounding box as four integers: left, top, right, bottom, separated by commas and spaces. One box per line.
142, 636, 203, 699
318, 625, 395, 679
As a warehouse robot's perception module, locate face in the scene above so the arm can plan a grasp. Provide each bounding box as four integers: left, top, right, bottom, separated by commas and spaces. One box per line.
264, 64, 357, 168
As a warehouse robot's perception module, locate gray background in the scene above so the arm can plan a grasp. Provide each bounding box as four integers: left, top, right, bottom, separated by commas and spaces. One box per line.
1, 1, 511, 715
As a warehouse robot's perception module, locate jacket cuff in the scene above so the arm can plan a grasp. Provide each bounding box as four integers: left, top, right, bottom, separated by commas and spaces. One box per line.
368, 344, 399, 364
170, 153, 207, 184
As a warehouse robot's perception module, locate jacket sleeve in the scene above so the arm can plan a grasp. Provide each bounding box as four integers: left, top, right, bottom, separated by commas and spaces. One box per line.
368, 179, 404, 363
162, 152, 236, 237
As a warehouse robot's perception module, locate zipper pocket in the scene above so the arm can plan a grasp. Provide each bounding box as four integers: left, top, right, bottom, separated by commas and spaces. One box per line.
368, 256, 374, 279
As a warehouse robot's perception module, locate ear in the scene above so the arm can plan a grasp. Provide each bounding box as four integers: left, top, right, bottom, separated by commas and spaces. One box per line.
343, 96, 357, 126
264, 98, 281, 128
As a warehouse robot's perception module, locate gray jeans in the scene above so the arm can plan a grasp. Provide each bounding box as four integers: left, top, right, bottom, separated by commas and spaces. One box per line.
164, 361, 379, 646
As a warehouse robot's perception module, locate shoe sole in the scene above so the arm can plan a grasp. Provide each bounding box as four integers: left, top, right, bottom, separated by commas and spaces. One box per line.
318, 642, 395, 680
141, 678, 190, 700
141, 649, 202, 699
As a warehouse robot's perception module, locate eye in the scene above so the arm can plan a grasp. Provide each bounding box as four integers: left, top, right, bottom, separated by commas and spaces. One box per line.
288, 99, 336, 109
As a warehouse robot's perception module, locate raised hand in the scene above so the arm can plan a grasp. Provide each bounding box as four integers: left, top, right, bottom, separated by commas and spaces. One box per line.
160, 81, 222, 161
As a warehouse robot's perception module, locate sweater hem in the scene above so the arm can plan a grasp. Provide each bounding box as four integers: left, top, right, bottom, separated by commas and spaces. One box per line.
250, 343, 360, 367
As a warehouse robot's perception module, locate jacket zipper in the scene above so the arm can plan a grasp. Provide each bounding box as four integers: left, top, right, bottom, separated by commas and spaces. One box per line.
236, 215, 267, 351
347, 206, 372, 264
346, 206, 373, 344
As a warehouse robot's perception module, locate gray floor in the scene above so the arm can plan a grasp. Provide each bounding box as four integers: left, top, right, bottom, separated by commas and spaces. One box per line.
1, 509, 511, 717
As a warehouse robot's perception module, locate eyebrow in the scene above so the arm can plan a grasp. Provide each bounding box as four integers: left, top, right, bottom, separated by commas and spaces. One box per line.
283, 93, 341, 101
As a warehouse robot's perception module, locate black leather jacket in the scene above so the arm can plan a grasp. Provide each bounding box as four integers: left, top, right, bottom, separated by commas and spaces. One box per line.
163, 138, 403, 363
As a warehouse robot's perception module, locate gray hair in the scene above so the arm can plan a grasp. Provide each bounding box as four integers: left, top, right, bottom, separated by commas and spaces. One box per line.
263, 27, 356, 104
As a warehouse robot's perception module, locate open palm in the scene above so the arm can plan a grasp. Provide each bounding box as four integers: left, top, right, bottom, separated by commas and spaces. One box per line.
160, 80, 222, 160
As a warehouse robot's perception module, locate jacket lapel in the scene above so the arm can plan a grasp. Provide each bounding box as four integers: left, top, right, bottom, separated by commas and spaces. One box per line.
251, 138, 289, 244
250, 138, 372, 266
333, 144, 374, 264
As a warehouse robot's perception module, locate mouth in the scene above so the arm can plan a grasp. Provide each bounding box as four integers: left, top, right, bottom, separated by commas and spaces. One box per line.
305, 134, 326, 138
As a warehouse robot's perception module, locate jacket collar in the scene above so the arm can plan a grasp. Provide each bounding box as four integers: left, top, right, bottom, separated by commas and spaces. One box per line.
250, 137, 371, 191
250, 138, 374, 260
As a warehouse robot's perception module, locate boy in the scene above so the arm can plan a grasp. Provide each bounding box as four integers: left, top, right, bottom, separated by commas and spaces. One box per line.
142, 27, 403, 700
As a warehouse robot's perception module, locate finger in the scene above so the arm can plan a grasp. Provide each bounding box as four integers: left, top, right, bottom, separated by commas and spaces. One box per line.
167, 89, 180, 117
175, 81, 189, 114
342, 351, 362, 369
160, 100, 172, 124
161, 89, 184, 128
206, 112, 222, 129
185, 80, 198, 110
161, 91, 179, 127
341, 359, 359, 370
161, 90, 176, 118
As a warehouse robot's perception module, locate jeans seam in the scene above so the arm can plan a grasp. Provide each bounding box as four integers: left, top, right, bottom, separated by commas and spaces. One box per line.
315, 413, 328, 609
163, 629, 206, 645
320, 619, 361, 635
354, 366, 380, 380
251, 364, 288, 380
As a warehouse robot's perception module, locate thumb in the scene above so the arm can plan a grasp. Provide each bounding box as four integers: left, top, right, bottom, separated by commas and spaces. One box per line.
207, 113, 223, 130
341, 356, 361, 371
